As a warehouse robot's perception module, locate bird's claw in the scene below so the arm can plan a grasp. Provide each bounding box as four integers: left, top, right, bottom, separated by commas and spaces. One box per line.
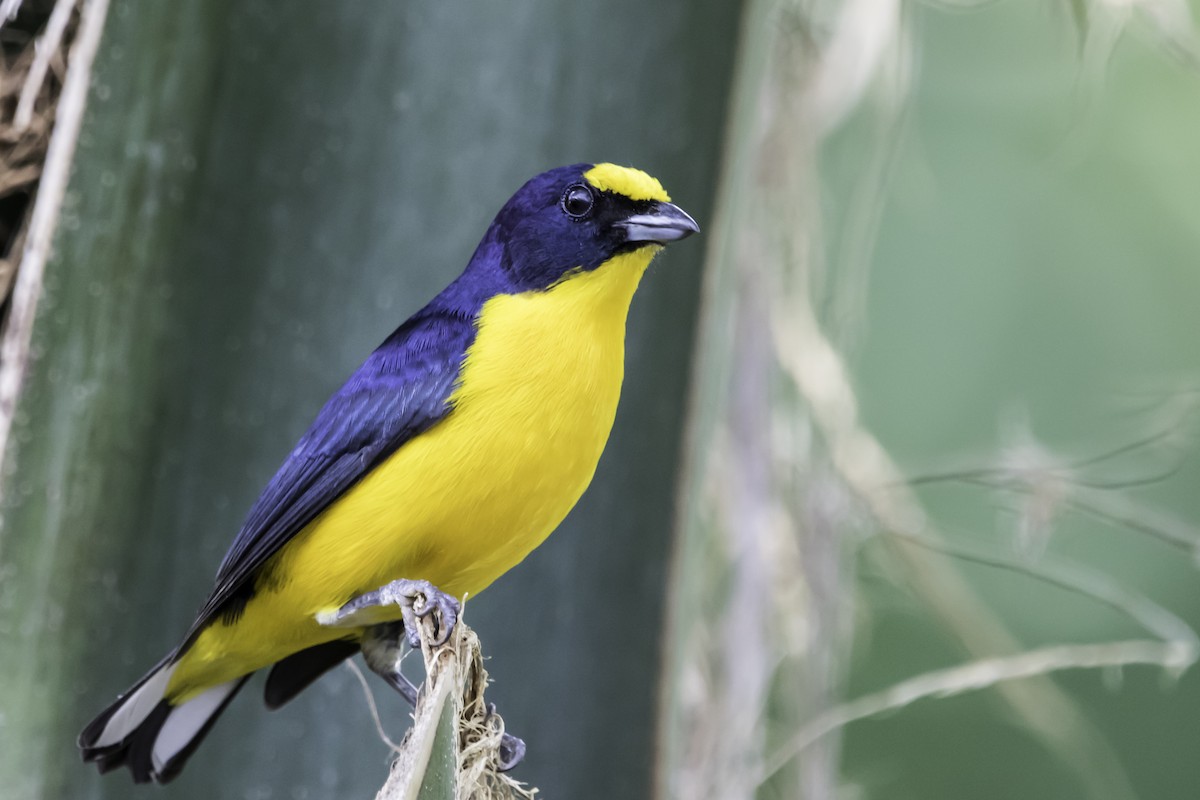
498, 732, 526, 772
411, 588, 460, 647
326, 578, 459, 650
481, 701, 526, 771
390, 581, 458, 649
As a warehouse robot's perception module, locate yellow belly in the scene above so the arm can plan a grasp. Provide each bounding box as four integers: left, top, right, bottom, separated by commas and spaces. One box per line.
169, 249, 656, 698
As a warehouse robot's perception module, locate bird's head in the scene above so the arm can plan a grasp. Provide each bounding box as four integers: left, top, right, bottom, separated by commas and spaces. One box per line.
489, 163, 699, 292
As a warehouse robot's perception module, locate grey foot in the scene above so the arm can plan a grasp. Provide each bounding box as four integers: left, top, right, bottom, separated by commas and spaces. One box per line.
361, 624, 526, 772
323, 578, 460, 647
487, 703, 526, 772
501, 735, 526, 771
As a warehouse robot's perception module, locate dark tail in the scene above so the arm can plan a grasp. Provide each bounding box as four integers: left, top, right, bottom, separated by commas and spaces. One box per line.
78, 657, 249, 784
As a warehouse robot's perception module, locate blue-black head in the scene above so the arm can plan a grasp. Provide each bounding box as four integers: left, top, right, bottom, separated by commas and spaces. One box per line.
481, 163, 699, 293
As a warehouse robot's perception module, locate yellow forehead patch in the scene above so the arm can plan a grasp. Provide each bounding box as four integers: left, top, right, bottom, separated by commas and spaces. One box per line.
584, 163, 670, 203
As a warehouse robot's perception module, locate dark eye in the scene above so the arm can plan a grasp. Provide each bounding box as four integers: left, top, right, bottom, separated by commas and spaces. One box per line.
561, 184, 595, 219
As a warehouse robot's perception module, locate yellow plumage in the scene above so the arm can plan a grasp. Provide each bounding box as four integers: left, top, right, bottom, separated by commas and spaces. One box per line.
169, 247, 658, 700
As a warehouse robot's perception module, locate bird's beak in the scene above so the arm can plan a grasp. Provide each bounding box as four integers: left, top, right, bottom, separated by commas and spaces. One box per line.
618, 201, 700, 245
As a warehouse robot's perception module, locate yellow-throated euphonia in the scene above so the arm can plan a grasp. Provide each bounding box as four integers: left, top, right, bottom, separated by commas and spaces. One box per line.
78, 163, 698, 783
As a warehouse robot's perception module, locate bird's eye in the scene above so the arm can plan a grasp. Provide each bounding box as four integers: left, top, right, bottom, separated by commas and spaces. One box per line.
561, 184, 595, 219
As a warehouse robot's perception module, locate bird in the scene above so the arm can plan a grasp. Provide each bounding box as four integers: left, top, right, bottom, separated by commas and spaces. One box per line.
77, 162, 699, 784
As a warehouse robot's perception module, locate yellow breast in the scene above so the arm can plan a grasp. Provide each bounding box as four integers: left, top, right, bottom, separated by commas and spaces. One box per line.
171, 248, 657, 696
382, 246, 657, 596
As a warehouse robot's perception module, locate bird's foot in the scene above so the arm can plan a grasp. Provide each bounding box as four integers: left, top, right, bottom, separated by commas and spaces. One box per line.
498, 733, 526, 772
485, 702, 527, 772
321, 578, 460, 648
360, 624, 526, 772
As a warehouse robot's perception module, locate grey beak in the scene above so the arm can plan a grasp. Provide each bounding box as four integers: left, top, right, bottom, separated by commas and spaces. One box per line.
618, 201, 700, 244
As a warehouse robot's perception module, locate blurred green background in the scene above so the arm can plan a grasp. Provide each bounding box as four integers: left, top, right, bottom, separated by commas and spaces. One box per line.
839, 3, 1200, 799
2, 1, 1199, 799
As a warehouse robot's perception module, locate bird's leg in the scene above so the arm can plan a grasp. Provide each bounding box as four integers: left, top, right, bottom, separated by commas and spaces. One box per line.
319, 578, 460, 648
360, 623, 527, 772
360, 622, 420, 704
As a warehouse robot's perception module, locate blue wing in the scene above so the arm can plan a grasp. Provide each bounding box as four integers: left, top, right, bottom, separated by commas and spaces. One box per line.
187, 307, 477, 634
